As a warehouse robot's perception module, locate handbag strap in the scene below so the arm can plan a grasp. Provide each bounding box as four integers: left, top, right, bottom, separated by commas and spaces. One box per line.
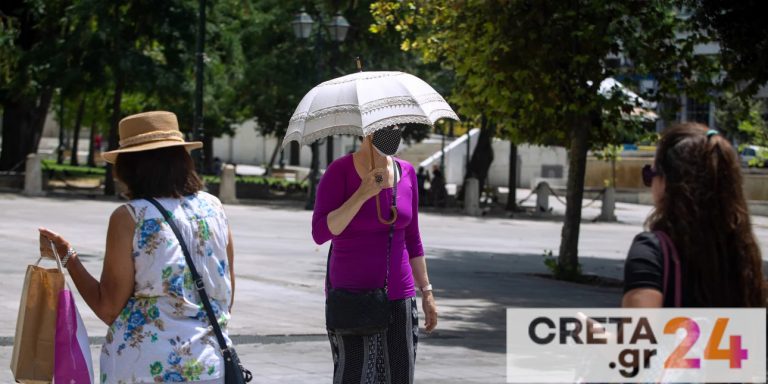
325, 160, 400, 292
655, 230, 682, 307
146, 198, 230, 353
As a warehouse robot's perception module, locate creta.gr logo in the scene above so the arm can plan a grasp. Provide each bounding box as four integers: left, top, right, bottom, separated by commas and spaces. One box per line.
506, 309, 766, 383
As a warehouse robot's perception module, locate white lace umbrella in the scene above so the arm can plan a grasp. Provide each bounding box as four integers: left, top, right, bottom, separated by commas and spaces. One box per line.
282, 71, 459, 148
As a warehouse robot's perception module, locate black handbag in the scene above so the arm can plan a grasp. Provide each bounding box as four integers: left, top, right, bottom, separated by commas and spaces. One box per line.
146, 198, 253, 384
325, 163, 399, 336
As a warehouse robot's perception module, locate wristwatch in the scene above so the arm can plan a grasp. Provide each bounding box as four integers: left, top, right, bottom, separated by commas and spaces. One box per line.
61, 247, 76, 268
419, 284, 433, 293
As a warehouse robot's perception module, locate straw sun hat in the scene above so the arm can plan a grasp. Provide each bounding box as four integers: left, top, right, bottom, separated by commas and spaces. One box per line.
101, 111, 202, 163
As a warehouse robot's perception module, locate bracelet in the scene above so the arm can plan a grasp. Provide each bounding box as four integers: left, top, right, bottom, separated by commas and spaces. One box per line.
61, 247, 76, 268
419, 284, 433, 293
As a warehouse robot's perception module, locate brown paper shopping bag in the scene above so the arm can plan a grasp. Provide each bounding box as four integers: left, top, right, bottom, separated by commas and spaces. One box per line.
11, 257, 64, 383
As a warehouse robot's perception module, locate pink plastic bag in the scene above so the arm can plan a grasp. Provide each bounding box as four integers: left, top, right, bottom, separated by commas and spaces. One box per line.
54, 284, 94, 383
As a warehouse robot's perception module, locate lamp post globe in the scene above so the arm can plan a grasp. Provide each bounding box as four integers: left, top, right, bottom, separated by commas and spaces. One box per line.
292, 10, 314, 39
327, 13, 350, 43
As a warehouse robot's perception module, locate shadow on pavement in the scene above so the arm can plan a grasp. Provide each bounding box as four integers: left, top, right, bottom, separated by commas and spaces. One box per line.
423, 249, 623, 355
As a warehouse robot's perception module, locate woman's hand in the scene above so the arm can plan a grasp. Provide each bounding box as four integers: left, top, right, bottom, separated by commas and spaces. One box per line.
422, 291, 438, 333
357, 167, 390, 200
39, 227, 73, 262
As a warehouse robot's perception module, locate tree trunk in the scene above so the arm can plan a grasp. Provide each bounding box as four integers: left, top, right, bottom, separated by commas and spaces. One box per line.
104, 77, 125, 196
0, 89, 54, 171
289, 141, 300, 166
305, 142, 319, 210
265, 134, 282, 176
506, 140, 518, 211
326, 136, 334, 167
558, 119, 591, 279
70, 96, 86, 166
31, 90, 54, 155
87, 119, 97, 167
468, 115, 495, 197
202, 134, 214, 174
0, 101, 36, 171
57, 93, 66, 164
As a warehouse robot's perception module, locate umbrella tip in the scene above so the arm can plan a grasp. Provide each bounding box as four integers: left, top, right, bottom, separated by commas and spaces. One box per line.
355, 56, 363, 72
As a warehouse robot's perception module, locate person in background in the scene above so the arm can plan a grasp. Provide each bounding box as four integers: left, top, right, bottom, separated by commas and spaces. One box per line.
94, 133, 103, 152
40, 111, 238, 383
416, 166, 430, 206
212, 156, 223, 176
430, 165, 447, 208
623, 122, 766, 308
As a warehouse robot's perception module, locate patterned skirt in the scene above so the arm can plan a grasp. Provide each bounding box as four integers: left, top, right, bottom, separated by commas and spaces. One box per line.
327, 297, 419, 384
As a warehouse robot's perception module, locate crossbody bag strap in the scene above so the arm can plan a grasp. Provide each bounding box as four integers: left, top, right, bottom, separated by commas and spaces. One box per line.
146, 198, 231, 353
325, 160, 400, 292
655, 230, 682, 307
384, 161, 400, 291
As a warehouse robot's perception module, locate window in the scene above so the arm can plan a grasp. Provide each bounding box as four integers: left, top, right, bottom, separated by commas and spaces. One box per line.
686, 97, 710, 124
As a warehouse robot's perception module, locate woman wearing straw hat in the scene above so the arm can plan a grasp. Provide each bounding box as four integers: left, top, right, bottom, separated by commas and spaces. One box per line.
313, 126, 438, 384
40, 111, 238, 383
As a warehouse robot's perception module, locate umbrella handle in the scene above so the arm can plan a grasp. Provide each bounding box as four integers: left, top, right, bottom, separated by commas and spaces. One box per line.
370, 139, 398, 225
376, 195, 397, 225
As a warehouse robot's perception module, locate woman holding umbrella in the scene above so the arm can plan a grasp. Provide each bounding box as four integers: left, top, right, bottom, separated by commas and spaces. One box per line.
312, 126, 438, 384
287, 69, 456, 383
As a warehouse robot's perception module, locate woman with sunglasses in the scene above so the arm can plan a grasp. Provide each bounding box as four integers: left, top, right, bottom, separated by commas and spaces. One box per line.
622, 122, 765, 308
313, 126, 438, 384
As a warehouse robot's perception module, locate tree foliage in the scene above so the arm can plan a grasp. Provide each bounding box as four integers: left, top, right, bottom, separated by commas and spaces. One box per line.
372, 0, 718, 278
687, 0, 768, 97
716, 92, 768, 147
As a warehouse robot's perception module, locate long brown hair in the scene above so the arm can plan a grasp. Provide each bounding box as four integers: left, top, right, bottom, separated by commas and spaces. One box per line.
647, 122, 765, 307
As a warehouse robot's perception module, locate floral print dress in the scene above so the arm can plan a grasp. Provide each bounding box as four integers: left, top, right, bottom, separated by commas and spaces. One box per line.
100, 192, 232, 383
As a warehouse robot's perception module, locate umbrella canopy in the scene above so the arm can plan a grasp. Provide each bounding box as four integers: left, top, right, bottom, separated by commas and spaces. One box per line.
598, 78, 658, 122
282, 71, 459, 148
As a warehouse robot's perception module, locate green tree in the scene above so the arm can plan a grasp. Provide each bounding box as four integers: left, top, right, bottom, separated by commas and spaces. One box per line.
0, 0, 72, 171
65, 0, 209, 194
687, 0, 768, 97
234, 0, 439, 176
373, 0, 717, 279
716, 92, 768, 148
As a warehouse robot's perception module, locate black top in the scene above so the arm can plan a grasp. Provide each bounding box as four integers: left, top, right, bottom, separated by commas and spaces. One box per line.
623, 232, 700, 307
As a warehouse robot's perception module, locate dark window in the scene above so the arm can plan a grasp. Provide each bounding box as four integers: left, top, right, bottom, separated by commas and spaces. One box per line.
686, 97, 710, 124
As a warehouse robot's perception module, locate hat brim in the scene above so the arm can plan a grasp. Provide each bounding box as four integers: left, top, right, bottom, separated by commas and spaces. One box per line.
102, 141, 203, 163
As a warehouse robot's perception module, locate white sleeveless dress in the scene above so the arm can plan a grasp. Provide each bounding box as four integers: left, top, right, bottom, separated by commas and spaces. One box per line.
100, 192, 232, 383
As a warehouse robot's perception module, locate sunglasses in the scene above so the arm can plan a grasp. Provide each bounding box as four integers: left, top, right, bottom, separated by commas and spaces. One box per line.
641, 164, 659, 187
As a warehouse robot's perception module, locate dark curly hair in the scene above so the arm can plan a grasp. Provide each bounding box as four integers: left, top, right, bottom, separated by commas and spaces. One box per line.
647, 122, 765, 307
114, 146, 204, 199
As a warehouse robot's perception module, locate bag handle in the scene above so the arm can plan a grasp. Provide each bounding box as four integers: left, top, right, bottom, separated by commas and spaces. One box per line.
655, 230, 682, 307
145, 198, 231, 354
46, 240, 66, 273
325, 160, 400, 292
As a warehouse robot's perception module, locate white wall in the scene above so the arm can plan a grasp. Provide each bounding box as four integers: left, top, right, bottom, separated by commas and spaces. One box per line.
488, 141, 569, 189
213, 118, 359, 169
213, 120, 273, 165
419, 129, 568, 189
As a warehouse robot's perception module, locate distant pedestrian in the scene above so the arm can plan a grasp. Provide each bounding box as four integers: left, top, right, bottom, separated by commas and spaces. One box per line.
623, 123, 766, 308
94, 133, 103, 152
430, 165, 447, 208
212, 156, 223, 176
40, 111, 242, 382
416, 166, 430, 206
313, 127, 438, 384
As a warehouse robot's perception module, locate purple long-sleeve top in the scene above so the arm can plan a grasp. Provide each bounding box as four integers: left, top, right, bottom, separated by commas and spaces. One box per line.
312, 154, 424, 300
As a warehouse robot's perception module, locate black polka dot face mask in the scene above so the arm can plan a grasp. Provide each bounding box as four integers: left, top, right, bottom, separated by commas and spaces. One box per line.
371, 126, 403, 156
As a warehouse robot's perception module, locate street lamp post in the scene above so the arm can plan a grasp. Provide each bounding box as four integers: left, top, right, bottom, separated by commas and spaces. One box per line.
292, 9, 349, 210
193, 0, 206, 173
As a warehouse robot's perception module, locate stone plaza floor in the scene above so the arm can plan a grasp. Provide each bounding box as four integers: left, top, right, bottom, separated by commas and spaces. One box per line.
1, 192, 766, 383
